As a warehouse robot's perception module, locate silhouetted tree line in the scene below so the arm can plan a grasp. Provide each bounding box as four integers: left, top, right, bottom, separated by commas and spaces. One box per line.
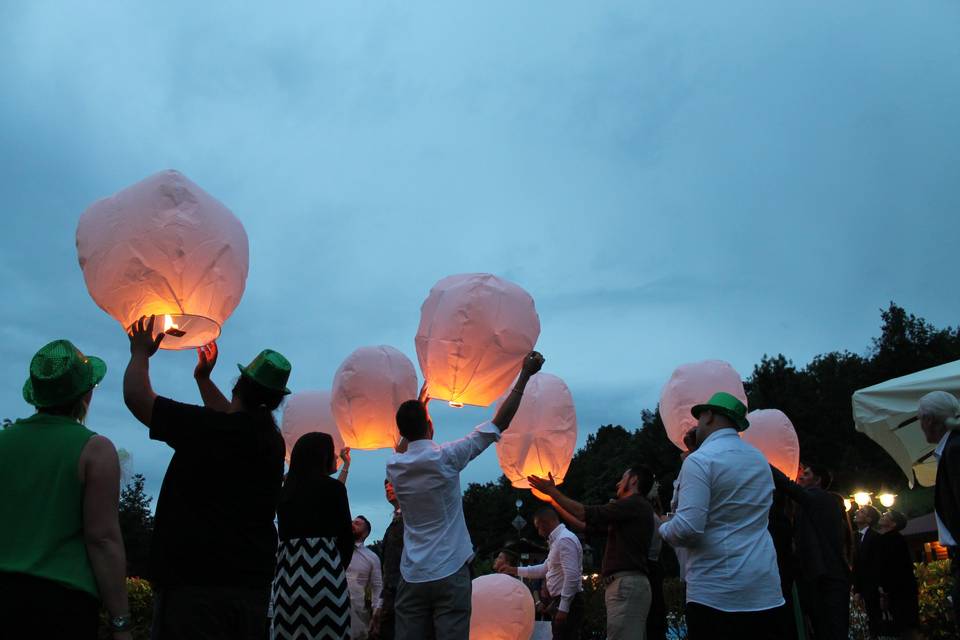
464, 303, 960, 568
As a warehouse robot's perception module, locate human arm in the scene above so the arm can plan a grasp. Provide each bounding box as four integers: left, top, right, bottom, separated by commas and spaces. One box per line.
555, 537, 582, 613
514, 562, 547, 580
334, 482, 355, 569
769, 465, 814, 509
551, 500, 587, 533
194, 342, 230, 412
369, 549, 383, 610
491, 352, 545, 432
123, 315, 164, 426
337, 448, 351, 484
79, 436, 130, 638
528, 473, 586, 522
659, 456, 710, 548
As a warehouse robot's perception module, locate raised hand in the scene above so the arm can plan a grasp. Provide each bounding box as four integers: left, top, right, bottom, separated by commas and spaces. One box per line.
128, 316, 164, 358
194, 342, 219, 380
527, 472, 558, 499
339, 447, 352, 467
521, 351, 545, 376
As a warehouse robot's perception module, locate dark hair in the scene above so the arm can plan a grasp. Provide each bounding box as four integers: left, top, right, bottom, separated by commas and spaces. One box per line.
396, 400, 429, 440
281, 432, 336, 504
497, 549, 519, 567
858, 505, 881, 526
886, 510, 908, 532
357, 515, 371, 538
38, 395, 89, 423
232, 375, 285, 426
533, 505, 560, 522
629, 464, 655, 496
802, 462, 833, 489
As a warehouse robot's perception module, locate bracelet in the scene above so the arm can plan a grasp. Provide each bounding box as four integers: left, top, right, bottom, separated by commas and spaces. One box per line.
108, 615, 132, 632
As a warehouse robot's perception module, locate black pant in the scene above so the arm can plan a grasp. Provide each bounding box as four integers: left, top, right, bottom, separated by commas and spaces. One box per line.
549, 592, 584, 640
797, 576, 850, 640
0, 571, 100, 640
646, 559, 666, 640
151, 584, 271, 640
686, 602, 785, 640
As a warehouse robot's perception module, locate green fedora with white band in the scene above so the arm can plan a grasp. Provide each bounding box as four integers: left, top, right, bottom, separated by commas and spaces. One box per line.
691, 391, 750, 431
23, 340, 107, 408
237, 349, 292, 395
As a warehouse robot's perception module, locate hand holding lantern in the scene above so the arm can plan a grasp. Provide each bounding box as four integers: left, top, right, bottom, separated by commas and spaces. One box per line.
128, 315, 165, 358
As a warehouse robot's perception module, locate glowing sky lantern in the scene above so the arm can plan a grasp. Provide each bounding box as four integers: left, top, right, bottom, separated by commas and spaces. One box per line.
76, 170, 249, 349
469, 574, 535, 640
331, 346, 418, 450
281, 391, 346, 467
660, 360, 747, 451
415, 273, 540, 408
741, 409, 800, 480
495, 373, 577, 500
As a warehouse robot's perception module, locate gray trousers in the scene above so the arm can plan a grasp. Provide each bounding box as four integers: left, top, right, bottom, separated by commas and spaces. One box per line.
394, 563, 470, 640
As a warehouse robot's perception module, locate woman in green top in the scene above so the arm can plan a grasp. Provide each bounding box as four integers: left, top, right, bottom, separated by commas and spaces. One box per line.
0, 339, 131, 639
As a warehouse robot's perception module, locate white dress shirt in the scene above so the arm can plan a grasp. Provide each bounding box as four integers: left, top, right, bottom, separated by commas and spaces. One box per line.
347, 543, 384, 608
660, 429, 784, 612
386, 421, 500, 583
934, 431, 957, 546
517, 524, 583, 612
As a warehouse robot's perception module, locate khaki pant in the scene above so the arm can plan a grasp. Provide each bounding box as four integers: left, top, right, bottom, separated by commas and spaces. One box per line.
605, 573, 651, 640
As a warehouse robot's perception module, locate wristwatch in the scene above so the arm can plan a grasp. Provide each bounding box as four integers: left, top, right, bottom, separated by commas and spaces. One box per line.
108, 615, 132, 632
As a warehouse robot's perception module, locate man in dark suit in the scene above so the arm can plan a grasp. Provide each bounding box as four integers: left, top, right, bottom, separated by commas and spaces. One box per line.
852, 506, 882, 638
771, 463, 850, 640
919, 391, 960, 631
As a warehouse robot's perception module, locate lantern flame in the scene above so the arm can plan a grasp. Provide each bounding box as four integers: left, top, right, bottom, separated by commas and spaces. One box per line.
843, 498, 852, 512
449, 401, 464, 408
163, 314, 179, 332
879, 493, 896, 508
854, 491, 872, 507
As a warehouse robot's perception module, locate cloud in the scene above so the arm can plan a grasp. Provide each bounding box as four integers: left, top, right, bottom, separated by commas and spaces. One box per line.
1, 1, 959, 539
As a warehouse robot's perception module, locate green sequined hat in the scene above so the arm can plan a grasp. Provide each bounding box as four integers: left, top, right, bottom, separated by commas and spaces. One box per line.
23, 340, 107, 407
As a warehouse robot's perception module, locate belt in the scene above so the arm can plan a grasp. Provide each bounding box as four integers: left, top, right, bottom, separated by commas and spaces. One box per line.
603, 570, 645, 588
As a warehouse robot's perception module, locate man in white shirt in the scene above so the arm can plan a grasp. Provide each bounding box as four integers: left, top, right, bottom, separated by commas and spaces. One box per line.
918, 390, 960, 631
386, 351, 545, 640
498, 506, 583, 640
346, 515, 383, 640
659, 392, 784, 639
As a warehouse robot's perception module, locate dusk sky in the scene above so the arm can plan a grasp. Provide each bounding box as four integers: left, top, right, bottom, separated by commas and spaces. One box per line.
2, 2, 958, 539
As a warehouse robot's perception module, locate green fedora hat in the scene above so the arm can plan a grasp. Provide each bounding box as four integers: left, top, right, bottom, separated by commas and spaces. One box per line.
23, 339, 107, 408
237, 349, 292, 395
691, 391, 750, 431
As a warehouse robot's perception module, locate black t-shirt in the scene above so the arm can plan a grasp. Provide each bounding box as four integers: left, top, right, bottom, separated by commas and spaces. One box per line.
149, 397, 285, 588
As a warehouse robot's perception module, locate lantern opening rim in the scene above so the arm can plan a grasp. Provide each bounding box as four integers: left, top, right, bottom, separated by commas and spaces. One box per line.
126, 313, 222, 350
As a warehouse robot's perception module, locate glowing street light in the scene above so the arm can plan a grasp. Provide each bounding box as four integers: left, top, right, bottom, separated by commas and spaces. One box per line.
878, 493, 896, 508
854, 492, 872, 507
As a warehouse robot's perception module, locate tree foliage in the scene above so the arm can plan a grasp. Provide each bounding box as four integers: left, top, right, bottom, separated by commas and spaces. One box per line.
119, 473, 154, 578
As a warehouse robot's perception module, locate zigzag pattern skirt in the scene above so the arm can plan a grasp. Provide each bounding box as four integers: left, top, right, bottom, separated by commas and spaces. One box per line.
271, 536, 351, 640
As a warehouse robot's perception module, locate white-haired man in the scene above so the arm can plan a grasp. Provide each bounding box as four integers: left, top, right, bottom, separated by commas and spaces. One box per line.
919, 390, 960, 630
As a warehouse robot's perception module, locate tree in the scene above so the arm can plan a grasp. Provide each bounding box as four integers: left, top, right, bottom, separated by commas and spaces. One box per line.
118, 474, 154, 578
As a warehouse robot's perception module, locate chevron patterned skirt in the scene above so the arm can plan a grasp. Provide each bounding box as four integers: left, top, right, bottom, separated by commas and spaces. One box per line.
271, 537, 351, 640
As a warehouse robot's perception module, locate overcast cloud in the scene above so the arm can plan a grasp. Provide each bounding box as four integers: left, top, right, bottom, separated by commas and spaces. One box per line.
1, 1, 958, 538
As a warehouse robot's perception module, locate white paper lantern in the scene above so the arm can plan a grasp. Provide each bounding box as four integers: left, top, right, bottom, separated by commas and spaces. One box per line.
469, 574, 535, 640
76, 170, 249, 349
495, 373, 577, 499
331, 346, 418, 450
416, 273, 540, 408
281, 391, 346, 467
742, 409, 800, 480
660, 360, 747, 451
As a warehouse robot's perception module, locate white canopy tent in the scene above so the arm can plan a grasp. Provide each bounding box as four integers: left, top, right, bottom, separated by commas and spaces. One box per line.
853, 359, 960, 487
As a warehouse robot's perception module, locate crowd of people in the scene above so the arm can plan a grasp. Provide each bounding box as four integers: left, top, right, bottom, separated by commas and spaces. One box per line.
1, 316, 959, 640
